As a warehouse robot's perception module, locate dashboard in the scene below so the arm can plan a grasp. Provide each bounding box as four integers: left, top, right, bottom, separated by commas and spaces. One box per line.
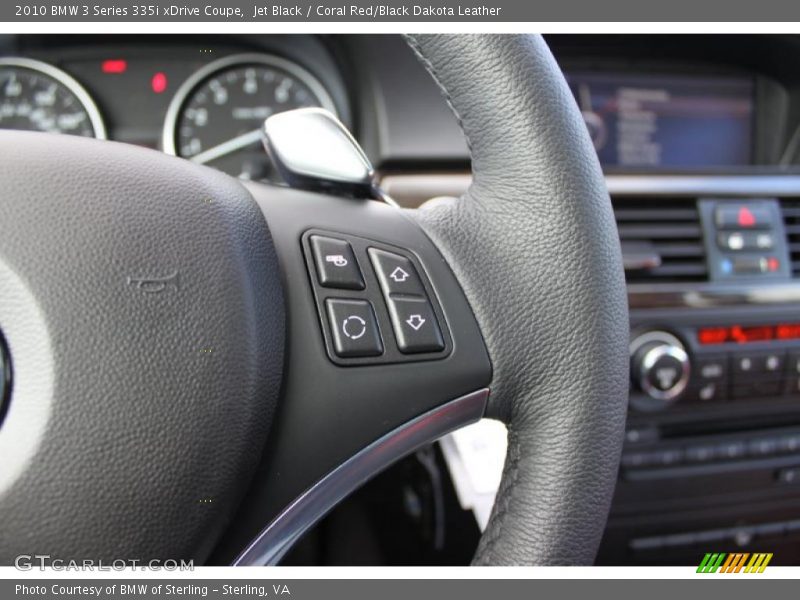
3, 35, 800, 175
4, 33, 800, 566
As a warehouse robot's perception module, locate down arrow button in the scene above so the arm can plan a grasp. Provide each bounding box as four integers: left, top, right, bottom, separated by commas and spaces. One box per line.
386, 296, 444, 354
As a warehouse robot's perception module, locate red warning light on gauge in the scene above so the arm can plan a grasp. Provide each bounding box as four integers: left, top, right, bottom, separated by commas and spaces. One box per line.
151, 72, 168, 94
101, 59, 127, 74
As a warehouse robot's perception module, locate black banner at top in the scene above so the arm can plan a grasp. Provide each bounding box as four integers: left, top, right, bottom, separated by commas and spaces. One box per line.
4, 0, 800, 22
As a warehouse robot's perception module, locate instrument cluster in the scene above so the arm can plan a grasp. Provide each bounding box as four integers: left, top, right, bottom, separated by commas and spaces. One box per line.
0, 41, 344, 181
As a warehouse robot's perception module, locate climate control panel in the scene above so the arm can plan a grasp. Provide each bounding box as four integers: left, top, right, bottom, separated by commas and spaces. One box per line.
630, 322, 800, 411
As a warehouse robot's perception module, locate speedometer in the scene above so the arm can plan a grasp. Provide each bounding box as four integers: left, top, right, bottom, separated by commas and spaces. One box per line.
162, 53, 338, 180
0, 57, 106, 139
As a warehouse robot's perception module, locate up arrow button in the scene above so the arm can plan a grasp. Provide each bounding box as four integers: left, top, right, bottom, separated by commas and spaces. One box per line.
369, 248, 426, 296
390, 266, 410, 283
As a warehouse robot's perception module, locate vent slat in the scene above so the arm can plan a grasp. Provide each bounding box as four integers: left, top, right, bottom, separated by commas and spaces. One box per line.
648, 264, 708, 277
614, 208, 699, 221
613, 197, 706, 284
780, 207, 800, 218
617, 224, 702, 239
656, 243, 706, 257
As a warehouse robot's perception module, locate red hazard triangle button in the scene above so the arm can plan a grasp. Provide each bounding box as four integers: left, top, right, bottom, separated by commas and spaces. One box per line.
715, 204, 772, 230
738, 207, 756, 227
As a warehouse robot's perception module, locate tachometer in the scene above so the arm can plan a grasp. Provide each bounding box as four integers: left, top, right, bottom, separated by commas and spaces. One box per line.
163, 53, 338, 180
0, 57, 106, 139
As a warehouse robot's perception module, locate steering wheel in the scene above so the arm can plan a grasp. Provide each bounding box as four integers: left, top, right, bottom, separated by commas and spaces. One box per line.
0, 34, 628, 566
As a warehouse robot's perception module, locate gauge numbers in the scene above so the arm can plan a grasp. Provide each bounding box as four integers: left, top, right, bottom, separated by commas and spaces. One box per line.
164, 54, 338, 181
0, 57, 105, 139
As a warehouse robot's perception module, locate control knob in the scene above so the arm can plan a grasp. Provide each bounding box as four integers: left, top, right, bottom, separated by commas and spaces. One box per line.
630, 331, 691, 403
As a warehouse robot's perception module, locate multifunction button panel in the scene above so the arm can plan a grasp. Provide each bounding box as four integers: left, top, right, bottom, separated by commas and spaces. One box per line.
302, 230, 450, 366
699, 199, 792, 281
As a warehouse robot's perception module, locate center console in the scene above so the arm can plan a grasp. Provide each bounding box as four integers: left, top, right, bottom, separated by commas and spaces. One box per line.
598, 176, 800, 565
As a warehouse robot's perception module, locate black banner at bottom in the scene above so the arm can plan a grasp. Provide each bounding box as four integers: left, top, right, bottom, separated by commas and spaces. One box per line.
2, 578, 796, 600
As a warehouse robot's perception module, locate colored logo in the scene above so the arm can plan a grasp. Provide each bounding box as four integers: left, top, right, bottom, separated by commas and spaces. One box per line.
697, 552, 773, 573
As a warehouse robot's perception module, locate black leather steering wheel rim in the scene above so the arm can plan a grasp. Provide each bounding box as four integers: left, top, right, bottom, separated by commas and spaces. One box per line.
406, 34, 629, 564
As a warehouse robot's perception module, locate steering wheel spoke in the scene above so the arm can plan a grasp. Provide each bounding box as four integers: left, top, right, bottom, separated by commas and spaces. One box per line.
216, 182, 491, 565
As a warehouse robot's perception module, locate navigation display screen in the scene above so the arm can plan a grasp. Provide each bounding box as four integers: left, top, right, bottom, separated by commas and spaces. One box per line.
565, 72, 755, 168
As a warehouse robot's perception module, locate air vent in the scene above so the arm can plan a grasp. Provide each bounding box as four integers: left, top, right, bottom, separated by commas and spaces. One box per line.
613, 197, 707, 284
780, 198, 800, 277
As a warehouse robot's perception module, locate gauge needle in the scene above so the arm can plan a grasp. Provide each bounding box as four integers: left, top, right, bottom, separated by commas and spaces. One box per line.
189, 128, 263, 165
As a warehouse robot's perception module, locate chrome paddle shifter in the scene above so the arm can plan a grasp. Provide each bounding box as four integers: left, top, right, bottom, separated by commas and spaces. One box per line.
262, 107, 396, 205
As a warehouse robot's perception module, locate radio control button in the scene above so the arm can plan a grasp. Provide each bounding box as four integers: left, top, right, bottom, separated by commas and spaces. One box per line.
687, 381, 726, 403
685, 445, 715, 463
688, 355, 729, 401
715, 440, 747, 460
630, 332, 690, 404
733, 354, 756, 374
777, 468, 800, 485
695, 355, 728, 380
733, 351, 785, 377
621, 452, 657, 469
777, 434, 800, 453
748, 437, 779, 457
653, 448, 683, 467
762, 351, 786, 374
644, 353, 685, 393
